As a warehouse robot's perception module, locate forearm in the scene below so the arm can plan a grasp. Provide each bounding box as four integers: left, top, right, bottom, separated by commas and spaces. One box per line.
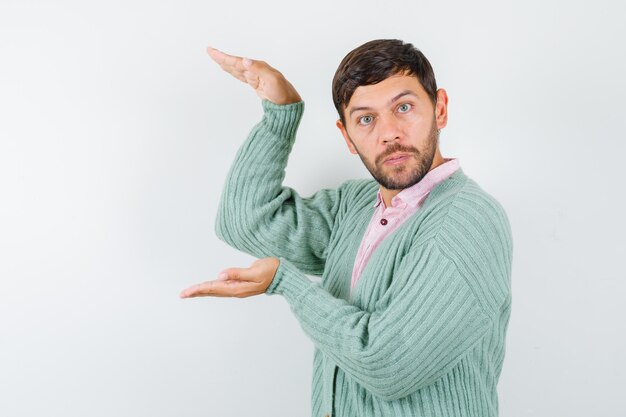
215, 100, 302, 250
215, 100, 339, 274
266, 244, 492, 401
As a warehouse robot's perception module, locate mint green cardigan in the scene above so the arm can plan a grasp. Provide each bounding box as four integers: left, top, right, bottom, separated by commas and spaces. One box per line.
215, 100, 513, 417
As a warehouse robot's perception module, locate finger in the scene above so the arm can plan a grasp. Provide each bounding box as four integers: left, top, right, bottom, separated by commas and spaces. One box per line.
179, 282, 204, 298
219, 267, 258, 282
209, 49, 269, 80
208, 51, 250, 83
207, 47, 246, 72
180, 279, 256, 298
180, 279, 225, 298
206, 47, 236, 65
243, 70, 260, 90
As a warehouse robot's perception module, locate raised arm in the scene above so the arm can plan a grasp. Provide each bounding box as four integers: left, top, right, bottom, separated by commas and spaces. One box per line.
208, 48, 343, 275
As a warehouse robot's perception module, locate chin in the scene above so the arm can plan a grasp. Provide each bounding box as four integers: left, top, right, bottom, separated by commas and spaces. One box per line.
381, 169, 428, 190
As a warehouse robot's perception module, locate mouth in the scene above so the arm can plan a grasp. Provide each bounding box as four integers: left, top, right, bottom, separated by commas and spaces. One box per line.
383, 153, 412, 165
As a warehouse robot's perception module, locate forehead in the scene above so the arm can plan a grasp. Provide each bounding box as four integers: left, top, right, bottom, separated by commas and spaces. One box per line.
347, 74, 427, 109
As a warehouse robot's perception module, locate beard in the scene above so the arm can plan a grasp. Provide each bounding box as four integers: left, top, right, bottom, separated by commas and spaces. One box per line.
351, 117, 439, 190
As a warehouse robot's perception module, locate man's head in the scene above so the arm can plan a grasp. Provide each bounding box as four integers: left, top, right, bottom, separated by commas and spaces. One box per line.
333, 39, 448, 191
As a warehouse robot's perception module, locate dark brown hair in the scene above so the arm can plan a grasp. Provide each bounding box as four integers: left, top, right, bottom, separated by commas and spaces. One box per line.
332, 39, 438, 124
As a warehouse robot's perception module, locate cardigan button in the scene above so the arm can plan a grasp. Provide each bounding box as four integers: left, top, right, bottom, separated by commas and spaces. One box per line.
380, 218, 388, 225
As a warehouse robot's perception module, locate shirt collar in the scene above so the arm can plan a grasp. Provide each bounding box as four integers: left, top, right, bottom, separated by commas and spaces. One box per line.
374, 158, 460, 209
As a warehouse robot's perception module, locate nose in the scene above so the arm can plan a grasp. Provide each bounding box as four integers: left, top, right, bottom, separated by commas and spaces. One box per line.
377, 113, 402, 144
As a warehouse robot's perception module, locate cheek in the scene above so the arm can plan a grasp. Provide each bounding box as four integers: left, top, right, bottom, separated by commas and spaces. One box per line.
405, 116, 435, 142
348, 128, 376, 151
403, 113, 428, 130
354, 141, 378, 163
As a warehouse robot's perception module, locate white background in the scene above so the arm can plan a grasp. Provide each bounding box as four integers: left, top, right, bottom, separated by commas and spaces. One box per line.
1, 0, 624, 416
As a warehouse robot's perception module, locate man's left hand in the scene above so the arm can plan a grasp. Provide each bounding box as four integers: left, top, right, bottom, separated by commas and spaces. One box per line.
180, 257, 280, 299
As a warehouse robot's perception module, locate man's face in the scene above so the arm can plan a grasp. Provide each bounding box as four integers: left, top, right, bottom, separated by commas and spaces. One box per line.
336, 73, 447, 190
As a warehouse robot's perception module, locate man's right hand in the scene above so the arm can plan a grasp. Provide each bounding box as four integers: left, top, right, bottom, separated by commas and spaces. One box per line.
207, 47, 302, 105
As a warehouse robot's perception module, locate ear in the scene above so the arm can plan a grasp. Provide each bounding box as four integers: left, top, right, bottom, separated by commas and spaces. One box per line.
434, 88, 449, 130
336, 119, 358, 155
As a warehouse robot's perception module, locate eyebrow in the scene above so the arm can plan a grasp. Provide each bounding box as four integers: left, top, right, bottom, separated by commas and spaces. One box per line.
348, 90, 418, 117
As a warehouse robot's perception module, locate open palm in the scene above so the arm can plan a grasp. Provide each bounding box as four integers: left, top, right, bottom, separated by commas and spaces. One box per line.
207, 47, 301, 105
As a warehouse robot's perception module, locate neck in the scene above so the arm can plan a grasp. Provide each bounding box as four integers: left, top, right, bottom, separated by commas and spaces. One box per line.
379, 149, 445, 208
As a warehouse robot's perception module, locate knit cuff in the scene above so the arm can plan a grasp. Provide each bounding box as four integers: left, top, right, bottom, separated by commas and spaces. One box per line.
261, 100, 305, 139
265, 257, 313, 299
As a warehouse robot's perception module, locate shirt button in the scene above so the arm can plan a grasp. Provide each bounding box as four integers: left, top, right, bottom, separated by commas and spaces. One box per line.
380, 218, 388, 225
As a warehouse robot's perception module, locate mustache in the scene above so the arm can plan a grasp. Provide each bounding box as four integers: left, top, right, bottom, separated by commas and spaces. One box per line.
376, 144, 420, 165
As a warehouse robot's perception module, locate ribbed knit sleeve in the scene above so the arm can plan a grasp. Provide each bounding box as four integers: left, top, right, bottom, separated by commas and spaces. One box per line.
214, 100, 343, 275
435, 190, 513, 316
266, 241, 493, 402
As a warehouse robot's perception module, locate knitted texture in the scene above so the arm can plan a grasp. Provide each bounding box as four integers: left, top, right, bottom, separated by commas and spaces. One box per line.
215, 100, 513, 417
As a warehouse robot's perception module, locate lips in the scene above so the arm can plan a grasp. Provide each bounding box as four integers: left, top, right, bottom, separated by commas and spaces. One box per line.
383, 153, 412, 165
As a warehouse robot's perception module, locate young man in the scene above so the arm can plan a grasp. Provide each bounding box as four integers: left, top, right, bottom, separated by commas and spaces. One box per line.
181, 39, 513, 417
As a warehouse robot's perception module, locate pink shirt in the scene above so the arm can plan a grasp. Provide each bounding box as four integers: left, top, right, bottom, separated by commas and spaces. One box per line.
350, 158, 461, 292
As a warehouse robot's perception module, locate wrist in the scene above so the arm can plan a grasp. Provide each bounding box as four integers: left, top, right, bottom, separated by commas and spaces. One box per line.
274, 91, 302, 105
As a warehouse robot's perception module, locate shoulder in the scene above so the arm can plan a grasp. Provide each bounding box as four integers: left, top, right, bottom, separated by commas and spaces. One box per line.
421, 169, 512, 249
420, 169, 513, 310
420, 170, 512, 268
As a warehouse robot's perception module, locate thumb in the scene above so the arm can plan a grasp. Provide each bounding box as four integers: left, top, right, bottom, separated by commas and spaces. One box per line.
217, 267, 253, 281
242, 68, 261, 91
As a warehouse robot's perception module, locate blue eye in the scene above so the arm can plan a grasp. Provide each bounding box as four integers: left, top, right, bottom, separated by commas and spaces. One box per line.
398, 103, 412, 113
359, 115, 374, 125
